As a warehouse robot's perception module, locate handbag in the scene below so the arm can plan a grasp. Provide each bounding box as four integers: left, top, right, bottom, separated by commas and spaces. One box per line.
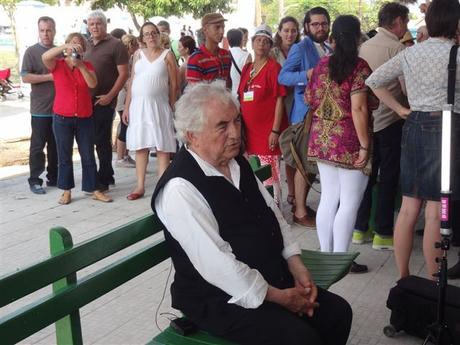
279, 110, 318, 185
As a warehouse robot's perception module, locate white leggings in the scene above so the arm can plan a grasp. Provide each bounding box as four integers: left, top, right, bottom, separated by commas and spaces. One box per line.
316, 162, 369, 252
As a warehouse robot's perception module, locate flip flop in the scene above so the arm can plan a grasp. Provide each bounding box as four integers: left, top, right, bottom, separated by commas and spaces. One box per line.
127, 192, 144, 201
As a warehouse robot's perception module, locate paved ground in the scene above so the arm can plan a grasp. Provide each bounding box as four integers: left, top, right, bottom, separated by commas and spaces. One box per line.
1, 96, 460, 344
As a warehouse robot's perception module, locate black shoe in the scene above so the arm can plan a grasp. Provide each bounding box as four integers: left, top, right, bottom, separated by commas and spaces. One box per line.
447, 260, 460, 279
350, 261, 368, 274
46, 180, 57, 187
30, 184, 46, 194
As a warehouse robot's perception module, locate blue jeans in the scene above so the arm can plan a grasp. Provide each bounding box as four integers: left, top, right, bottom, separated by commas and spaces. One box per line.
53, 115, 97, 192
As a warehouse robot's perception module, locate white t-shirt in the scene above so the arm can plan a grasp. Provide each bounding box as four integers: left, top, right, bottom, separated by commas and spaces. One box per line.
229, 46, 250, 97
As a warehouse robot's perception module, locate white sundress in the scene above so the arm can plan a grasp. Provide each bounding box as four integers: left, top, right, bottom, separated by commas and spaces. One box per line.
126, 49, 176, 153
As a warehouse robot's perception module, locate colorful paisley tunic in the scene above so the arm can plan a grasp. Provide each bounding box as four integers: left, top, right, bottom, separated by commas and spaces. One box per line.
306, 56, 376, 175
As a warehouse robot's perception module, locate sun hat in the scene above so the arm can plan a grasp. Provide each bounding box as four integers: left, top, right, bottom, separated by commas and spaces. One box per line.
253, 24, 273, 41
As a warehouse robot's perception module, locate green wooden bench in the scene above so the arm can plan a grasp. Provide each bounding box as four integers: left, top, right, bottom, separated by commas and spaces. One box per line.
0, 165, 358, 345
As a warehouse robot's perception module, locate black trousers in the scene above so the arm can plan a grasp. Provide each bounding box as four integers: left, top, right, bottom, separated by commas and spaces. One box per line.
196, 288, 352, 345
93, 104, 115, 188
28, 116, 58, 186
355, 120, 404, 236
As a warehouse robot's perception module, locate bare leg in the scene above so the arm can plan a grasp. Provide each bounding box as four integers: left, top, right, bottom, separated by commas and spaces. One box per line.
294, 169, 307, 218
132, 148, 149, 195
116, 139, 126, 160
285, 164, 296, 203
394, 196, 422, 278
424, 200, 442, 279
156, 151, 171, 178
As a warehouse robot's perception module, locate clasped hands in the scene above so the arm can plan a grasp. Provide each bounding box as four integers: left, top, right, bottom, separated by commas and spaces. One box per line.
267, 255, 319, 317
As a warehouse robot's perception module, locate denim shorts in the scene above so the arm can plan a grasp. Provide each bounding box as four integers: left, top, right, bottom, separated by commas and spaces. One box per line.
400, 111, 460, 201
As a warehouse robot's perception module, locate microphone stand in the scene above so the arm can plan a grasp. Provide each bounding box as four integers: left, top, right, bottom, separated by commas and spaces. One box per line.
422, 43, 458, 345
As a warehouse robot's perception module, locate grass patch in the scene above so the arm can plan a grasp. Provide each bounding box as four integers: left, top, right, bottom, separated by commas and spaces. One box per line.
0, 50, 20, 84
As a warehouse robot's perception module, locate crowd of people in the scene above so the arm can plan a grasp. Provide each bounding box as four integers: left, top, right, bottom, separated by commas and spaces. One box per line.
20, 0, 460, 343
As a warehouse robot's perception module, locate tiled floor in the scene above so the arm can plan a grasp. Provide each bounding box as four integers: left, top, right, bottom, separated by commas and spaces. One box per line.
1, 158, 459, 345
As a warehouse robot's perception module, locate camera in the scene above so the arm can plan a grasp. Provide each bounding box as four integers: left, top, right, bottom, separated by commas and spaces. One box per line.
71, 48, 81, 60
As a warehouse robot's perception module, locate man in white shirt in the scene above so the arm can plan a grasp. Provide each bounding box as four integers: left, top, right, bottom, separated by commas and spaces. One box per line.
152, 82, 352, 345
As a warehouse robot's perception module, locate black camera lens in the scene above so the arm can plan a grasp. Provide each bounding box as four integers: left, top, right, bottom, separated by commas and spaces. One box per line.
71, 49, 81, 59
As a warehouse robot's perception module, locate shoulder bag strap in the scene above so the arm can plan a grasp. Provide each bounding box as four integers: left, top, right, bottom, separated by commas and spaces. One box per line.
447, 44, 458, 105
229, 51, 242, 75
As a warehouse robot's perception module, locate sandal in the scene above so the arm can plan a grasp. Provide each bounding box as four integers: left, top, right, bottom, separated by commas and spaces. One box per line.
58, 191, 71, 205
287, 194, 295, 205
93, 190, 113, 203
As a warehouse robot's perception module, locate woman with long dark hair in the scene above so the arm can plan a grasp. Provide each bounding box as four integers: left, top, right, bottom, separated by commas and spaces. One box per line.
366, 0, 460, 279
306, 16, 376, 271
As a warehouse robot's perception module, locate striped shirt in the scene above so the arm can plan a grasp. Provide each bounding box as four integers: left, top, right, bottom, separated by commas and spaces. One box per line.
186, 45, 231, 87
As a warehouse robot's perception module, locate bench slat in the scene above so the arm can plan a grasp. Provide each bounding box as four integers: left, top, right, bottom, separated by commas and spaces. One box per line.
0, 214, 161, 307
0, 240, 169, 344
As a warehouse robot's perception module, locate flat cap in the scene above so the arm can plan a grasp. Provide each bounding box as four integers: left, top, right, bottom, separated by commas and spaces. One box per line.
201, 13, 227, 27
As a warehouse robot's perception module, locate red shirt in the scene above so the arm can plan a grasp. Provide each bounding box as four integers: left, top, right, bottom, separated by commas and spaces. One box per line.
238, 58, 288, 155
51, 59, 94, 117
186, 45, 231, 87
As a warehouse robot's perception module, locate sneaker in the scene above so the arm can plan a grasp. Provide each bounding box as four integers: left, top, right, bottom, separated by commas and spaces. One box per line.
125, 155, 136, 165
116, 157, 135, 168
30, 184, 46, 194
352, 230, 373, 244
372, 234, 394, 251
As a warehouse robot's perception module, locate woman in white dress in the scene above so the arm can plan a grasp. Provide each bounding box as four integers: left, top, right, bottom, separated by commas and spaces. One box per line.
123, 22, 177, 200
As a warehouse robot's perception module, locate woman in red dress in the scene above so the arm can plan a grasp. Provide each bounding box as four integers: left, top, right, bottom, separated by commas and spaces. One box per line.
238, 24, 288, 205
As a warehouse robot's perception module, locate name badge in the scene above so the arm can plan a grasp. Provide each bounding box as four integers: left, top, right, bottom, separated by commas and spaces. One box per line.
243, 91, 254, 102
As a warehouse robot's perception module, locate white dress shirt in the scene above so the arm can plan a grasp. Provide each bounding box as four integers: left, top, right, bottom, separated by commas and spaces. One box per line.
155, 149, 301, 309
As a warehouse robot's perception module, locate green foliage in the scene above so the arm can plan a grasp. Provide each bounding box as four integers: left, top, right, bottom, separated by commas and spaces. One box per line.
261, 0, 397, 32
90, 0, 232, 21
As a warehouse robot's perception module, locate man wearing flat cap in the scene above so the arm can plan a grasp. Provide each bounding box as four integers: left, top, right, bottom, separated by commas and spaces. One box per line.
186, 13, 232, 88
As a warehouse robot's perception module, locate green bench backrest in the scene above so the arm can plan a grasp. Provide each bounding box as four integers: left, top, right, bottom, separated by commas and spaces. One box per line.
0, 214, 168, 345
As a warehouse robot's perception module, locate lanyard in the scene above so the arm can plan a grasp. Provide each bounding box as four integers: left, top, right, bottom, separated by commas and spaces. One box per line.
246, 60, 268, 88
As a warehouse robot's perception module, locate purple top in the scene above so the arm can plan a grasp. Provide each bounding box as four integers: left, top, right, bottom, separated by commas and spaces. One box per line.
307, 56, 375, 173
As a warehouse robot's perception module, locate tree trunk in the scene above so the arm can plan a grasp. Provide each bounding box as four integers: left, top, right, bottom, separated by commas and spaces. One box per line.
7, 7, 20, 83
129, 11, 141, 31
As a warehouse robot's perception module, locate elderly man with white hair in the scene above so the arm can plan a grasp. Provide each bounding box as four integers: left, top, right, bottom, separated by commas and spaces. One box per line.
84, 10, 129, 192
151, 82, 352, 345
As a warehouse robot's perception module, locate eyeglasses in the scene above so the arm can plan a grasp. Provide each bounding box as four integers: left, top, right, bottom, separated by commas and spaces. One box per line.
143, 31, 159, 37
309, 22, 329, 28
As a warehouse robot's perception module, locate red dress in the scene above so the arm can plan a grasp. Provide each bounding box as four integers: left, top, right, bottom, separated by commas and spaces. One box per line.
238, 58, 288, 156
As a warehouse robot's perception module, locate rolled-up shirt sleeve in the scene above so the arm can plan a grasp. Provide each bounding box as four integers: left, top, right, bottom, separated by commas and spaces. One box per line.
155, 178, 269, 309
366, 50, 404, 90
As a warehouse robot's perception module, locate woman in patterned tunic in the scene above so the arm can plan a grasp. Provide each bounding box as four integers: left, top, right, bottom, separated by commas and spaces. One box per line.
306, 15, 376, 259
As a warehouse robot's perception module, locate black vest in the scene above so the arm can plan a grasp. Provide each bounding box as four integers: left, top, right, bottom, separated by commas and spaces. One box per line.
151, 147, 292, 320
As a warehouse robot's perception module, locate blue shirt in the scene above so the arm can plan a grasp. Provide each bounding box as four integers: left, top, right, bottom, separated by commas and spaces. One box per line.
278, 37, 320, 124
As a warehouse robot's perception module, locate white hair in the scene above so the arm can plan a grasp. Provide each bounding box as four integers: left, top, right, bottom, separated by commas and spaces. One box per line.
87, 10, 107, 25
174, 81, 240, 144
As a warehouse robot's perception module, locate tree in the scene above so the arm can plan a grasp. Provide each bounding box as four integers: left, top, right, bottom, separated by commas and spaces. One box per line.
0, 0, 57, 78
261, 0, 418, 32
89, 0, 233, 30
